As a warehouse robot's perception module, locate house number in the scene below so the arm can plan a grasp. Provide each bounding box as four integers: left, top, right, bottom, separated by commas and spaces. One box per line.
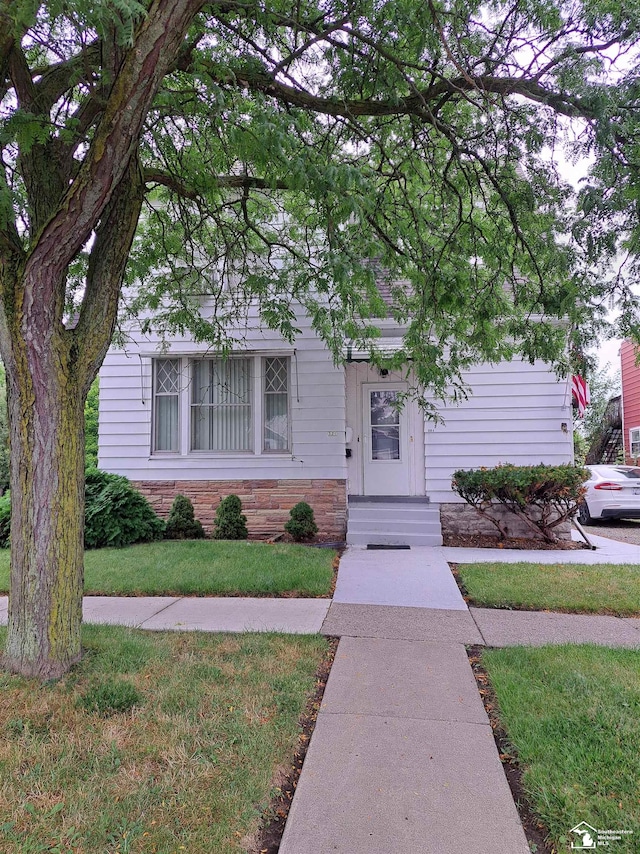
327, 431, 338, 436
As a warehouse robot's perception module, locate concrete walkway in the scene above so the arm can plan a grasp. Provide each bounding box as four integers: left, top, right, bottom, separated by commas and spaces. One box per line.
279, 636, 530, 854
1, 540, 638, 853
0, 595, 330, 634
280, 543, 640, 854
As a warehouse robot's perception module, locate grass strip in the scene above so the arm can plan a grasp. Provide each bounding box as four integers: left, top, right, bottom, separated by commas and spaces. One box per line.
455, 562, 640, 615
0, 540, 336, 597
483, 645, 640, 853
0, 625, 329, 853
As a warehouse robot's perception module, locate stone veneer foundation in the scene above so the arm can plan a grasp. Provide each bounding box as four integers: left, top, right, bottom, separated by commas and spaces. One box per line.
440, 502, 571, 542
133, 479, 348, 540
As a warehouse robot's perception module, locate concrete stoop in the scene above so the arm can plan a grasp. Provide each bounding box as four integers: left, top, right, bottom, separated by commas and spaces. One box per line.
346, 496, 442, 547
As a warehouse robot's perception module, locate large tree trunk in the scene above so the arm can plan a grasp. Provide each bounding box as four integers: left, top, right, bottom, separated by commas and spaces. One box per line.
0, 154, 143, 678
2, 326, 88, 678
0, 1, 200, 680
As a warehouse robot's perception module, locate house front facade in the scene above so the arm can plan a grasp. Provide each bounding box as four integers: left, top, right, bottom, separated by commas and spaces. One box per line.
98, 304, 575, 544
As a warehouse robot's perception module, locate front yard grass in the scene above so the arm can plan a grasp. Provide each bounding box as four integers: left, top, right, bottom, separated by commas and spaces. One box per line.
0, 540, 336, 597
455, 562, 640, 615
0, 625, 329, 854
483, 645, 640, 853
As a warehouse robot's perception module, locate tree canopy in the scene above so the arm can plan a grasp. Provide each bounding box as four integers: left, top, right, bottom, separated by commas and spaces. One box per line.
2, 0, 640, 677
1, 1, 639, 396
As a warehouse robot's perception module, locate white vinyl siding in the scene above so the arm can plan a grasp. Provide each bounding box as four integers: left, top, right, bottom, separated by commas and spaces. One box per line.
99, 307, 347, 481
424, 359, 574, 502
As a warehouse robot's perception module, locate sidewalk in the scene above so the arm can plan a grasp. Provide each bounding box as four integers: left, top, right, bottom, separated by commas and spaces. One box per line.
278, 544, 640, 853
1, 541, 638, 853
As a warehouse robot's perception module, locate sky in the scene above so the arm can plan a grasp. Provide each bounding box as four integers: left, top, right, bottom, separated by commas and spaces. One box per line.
595, 337, 622, 380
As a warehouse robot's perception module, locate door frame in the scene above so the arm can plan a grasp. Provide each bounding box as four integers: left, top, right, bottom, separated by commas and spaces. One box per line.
345, 363, 426, 497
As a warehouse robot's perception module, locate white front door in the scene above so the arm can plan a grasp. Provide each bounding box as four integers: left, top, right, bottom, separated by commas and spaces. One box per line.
362, 384, 411, 495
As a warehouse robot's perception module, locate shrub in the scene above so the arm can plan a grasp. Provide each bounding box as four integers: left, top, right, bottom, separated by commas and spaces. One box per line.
0, 490, 10, 548
79, 679, 142, 717
284, 501, 318, 542
165, 494, 205, 540
84, 469, 165, 548
452, 463, 588, 543
212, 495, 248, 540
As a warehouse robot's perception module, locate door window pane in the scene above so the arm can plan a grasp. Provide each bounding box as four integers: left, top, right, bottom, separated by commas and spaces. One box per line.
370, 391, 400, 460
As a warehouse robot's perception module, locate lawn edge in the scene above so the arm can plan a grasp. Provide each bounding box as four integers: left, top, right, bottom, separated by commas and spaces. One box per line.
466, 645, 557, 854
449, 563, 640, 618
250, 636, 339, 854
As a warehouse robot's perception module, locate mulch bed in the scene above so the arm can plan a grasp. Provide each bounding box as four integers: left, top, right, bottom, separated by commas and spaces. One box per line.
443, 533, 586, 550
467, 646, 558, 854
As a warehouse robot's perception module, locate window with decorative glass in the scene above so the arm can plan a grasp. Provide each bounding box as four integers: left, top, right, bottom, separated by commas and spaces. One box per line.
152, 355, 291, 454
153, 359, 180, 452
263, 357, 290, 451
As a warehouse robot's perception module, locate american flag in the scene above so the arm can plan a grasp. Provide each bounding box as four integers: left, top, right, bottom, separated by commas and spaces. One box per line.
571, 375, 590, 417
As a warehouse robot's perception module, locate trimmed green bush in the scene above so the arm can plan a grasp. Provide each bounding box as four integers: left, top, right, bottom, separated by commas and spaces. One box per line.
85, 469, 165, 549
165, 494, 205, 540
212, 495, 248, 540
452, 463, 588, 543
284, 502, 318, 542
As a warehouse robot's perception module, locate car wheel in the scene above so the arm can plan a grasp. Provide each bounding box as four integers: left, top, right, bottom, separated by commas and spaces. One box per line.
577, 502, 594, 525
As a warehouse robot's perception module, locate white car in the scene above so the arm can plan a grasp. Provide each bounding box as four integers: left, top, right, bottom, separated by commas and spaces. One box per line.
577, 465, 640, 524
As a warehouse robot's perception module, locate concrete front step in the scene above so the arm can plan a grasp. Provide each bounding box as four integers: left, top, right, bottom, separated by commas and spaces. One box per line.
347, 498, 442, 546
348, 505, 440, 522
349, 519, 442, 536
347, 531, 443, 546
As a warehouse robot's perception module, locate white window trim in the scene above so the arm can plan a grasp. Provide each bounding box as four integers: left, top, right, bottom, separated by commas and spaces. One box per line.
262, 355, 291, 453
152, 358, 181, 454
152, 354, 292, 457
630, 427, 640, 458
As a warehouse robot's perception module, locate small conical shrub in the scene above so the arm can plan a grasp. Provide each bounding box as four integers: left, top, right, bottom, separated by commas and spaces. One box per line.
213, 494, 248, 540
165, 494, 205, 540
284, 501, 318, 542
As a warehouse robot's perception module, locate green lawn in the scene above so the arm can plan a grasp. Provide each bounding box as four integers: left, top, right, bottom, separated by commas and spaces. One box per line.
484, 645, 640, 853
0, 625, 329, 854
455, 562, 640, 615
0, 540, 336, 597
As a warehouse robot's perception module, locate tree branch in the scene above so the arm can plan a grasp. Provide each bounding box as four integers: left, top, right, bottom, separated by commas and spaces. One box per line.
74, 155, 144, 388
33, 41, 101, 114
144, 168, 292, 197
204, 60, 599, 122
24, 0, 205, 282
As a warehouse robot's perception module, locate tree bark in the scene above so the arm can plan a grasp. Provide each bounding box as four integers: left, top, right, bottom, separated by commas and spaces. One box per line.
0, 155, 143, 679
2, 346, 86, 678
0, 0, 201, 682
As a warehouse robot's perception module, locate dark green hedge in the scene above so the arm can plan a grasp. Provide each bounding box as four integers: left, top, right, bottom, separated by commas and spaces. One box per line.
84, 469, 165, 548
0, 471, 166, 549
452, 463, 588, 542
